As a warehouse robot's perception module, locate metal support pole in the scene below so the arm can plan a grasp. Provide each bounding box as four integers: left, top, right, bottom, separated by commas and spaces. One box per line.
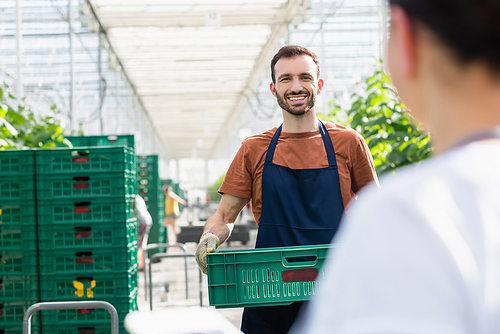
381, 0, 389, 66
148, 253, 202, 310
319, 0, 328, 115
15, 0, 22, 102
98, 30, 104, 134
68, 0, 76, 131
143, 243, 188, 301
23, 301, 119, 334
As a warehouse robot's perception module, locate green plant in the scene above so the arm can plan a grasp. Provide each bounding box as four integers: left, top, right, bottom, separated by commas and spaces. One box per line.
321, 61, 433, 176
0, 83, 72, 149
208, 173, 225, 202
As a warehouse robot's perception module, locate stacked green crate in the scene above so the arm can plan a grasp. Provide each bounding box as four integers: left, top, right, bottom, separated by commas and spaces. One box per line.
0, 150, 41, 334
66, 135, 135, 150
137, 155, 165, 256
35, 147, 138, 333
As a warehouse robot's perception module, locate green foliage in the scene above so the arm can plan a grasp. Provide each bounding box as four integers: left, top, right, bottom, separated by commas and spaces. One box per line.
208, 173, 225, 202
321, 61, 434, 176
0, 83, 72, 149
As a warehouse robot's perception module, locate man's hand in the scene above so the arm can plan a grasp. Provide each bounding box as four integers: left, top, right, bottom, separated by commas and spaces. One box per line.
195, 232, 220, 274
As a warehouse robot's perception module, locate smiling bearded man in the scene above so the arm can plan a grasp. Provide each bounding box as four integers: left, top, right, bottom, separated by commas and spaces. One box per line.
195, 45, 379, 334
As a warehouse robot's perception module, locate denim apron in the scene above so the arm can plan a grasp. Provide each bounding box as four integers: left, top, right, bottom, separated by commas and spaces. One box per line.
241, 120, 345, 334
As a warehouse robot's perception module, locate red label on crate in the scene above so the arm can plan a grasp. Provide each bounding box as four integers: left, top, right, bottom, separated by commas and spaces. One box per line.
72, 157, 89, 163
74, 207, 91, 214
73, 182, 90, 189
281, 268, 319, 283
75, 258, 94, 264
74, 232, 91, 238
77, 309, 95, 315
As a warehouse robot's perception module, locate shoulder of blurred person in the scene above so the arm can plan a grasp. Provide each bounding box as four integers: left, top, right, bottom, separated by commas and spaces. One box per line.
135, 195, 153, 227
290, 140, 500, 334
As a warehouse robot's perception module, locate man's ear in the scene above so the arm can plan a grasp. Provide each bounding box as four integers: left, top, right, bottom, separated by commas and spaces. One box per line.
317, 78, 324, 94
389, 6, 418, 79
270, 82, 277, 97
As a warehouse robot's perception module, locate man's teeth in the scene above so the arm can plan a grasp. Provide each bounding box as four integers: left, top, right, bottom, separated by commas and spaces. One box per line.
289, 97, 305, 101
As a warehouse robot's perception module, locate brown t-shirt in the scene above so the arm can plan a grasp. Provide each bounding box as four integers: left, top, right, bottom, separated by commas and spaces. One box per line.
219, 122, 378, 225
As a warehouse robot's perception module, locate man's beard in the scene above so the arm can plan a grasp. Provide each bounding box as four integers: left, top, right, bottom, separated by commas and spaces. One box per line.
275, 90, 316, 116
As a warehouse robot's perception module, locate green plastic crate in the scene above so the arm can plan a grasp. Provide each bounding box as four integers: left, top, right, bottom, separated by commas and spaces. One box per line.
38, 244, 137, 274
41, 291, 138, 326
0, 275, 39, 301
145, 225, 166, 257
0, 324, 41, 334
145, 204, 164, 217
136, 155, 157, 165
0, 149, 35, 176
136, 179, 161, 190
0, 299, 40, 326
0, 249, 38, 276
0, 199, 36, 225
66, 135, 135, 149
0, 222, 37, 250
40, 267, 138, 301
0, 175, 35, 201
36, 147, 135, 175
37, 219, 137, 249
136, 169, 160, 181
36, 172, 136, 199
141, 194, 164, 207
37, 197, 136, 225
206, 244, 334, 309
40, 324, 126, 334
137, 188, 163, 200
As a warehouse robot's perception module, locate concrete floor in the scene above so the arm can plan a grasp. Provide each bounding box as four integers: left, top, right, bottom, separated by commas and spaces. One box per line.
136, 212, 257, 330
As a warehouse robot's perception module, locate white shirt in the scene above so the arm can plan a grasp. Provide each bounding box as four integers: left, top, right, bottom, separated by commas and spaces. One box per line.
290, 140, 500, 334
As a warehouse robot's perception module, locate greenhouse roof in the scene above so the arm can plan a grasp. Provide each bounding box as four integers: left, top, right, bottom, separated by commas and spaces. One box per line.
91, 0, 307, 159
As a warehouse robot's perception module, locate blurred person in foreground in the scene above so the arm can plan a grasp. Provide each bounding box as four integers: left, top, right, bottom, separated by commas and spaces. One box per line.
290, 1, 500, 333
195, 45, 379, 334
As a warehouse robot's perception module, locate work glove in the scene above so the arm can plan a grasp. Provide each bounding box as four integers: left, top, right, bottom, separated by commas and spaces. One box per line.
195, 231, 220, 275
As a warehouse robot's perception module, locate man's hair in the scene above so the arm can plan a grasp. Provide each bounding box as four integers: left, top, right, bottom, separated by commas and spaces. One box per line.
271, 45, 320, 83
390, 0, 500, 71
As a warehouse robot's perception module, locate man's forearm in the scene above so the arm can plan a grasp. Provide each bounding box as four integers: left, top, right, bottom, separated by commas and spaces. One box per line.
203, 212, 234, 245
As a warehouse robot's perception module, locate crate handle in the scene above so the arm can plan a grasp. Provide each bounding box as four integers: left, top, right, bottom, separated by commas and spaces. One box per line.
74, 202, 91, 214
76, 276, 94, 281
76, 251, 92, 256
72, 150, 90, 156
75, 252, 94, 264
74, 226, 91, 238
282, 255, 319, 268
78, 327, 96, 334
74, 226, 91, 232
107, 135, 118, 142
73, 176, 90, 181
74, 201, 91, 206
73, 182, 90, 190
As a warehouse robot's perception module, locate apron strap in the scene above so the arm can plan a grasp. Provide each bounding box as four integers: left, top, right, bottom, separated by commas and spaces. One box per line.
318, 120, 338, 167
265, 120, 338, 167
265, 125, 282, 163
